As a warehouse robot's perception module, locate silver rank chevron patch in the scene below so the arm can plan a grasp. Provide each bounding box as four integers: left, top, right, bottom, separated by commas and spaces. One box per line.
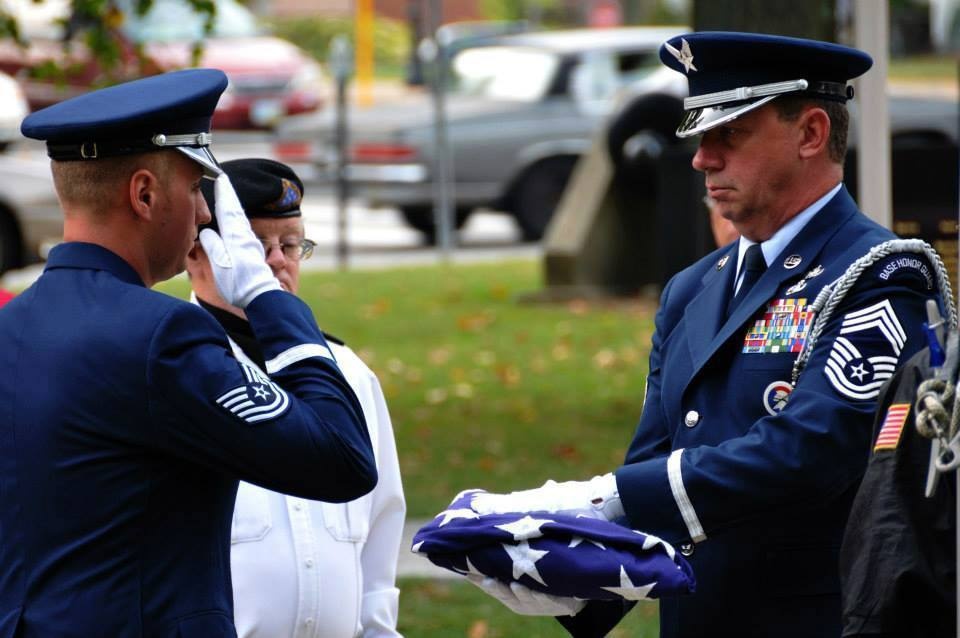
824, 299, 905, 400
217, 361, 290, 424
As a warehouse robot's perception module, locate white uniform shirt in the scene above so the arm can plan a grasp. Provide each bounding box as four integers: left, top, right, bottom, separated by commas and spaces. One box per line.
228, 338, 406, 638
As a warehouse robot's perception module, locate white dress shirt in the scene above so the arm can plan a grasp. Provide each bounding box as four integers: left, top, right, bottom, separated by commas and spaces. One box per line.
228, 339, 406, 638
732, 182, 843, 292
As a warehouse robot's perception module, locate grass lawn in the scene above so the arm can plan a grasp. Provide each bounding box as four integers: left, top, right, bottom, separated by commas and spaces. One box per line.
159, 258, 656, 518
158, 258, 660, 634
397, 578, 659, 637
889, 54, 959, 82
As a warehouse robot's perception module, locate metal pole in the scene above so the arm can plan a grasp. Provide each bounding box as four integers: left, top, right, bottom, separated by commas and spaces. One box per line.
853, 0, 892, 229
428, 0, 454, 258
330, 35, 353, 271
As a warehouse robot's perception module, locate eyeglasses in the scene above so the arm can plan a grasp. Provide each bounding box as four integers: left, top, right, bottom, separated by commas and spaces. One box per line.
259, 238, 317, 261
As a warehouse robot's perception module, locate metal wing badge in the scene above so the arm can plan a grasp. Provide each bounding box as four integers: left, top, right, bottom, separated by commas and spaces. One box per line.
664, 38, 697, 73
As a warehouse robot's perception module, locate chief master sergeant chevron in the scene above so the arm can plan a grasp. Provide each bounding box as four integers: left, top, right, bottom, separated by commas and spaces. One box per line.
460, 33, 949, 637
0, 68, 377, 637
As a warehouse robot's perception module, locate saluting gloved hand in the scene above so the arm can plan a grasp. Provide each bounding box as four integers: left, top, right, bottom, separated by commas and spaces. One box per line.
198, 173, 281, 308
466, 574, 585, 617
470, 473, 624, 522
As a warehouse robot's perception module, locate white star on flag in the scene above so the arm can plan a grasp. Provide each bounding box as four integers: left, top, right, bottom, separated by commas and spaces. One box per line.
503, 541, 549, 586
641, 533, 675, 560
568, 535, 606, 550
436, 508, 480, 527
495, 515, 553, 541
600, 565, 657, 600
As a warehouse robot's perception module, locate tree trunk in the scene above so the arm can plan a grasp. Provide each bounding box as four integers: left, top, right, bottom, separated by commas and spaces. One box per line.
693, 0, 836, 41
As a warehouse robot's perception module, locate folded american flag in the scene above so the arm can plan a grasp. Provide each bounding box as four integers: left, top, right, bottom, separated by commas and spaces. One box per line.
412, 490, 695, 601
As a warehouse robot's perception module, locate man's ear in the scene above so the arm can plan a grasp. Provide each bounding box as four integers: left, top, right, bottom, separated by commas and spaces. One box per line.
797, 106, 831, 160
129, 168, 159, 221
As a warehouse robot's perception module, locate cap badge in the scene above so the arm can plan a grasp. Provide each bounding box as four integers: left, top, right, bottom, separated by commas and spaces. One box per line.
783, 254, 803, 269
265, 177, 302, 211
717, 255, 729, 270
665, 38, 697, 73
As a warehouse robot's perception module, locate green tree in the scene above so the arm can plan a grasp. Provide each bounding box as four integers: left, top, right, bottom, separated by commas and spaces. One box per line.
0, 0, 215, 83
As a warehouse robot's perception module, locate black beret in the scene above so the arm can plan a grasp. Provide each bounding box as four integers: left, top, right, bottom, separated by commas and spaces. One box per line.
201, 158, 304, 231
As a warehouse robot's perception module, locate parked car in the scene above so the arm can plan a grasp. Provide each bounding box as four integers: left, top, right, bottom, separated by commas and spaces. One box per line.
0, 0, 326, 129
0, 69, 28, 151
0, 154, 64, 274
275, 26, 687, 241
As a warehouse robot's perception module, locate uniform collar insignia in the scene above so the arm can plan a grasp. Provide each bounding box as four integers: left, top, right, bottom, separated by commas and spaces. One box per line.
783, 254, 803, 269
665, 38, 697, 73
786, 279, 808, 295
804, 265, 824, 279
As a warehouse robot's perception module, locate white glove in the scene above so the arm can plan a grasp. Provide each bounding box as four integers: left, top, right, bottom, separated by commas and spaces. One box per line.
198, 174, 281, 308
466, 574, 585, 617
470, 474, 624, 521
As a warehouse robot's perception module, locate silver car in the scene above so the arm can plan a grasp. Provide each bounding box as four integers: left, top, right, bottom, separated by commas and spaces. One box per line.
276, 26, 686, 241
0, 152, 63, 274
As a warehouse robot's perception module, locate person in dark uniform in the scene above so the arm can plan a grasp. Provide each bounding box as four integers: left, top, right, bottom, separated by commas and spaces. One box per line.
455, 33, 946, 638
0, 69, 377, 637
839, 345, 957, 637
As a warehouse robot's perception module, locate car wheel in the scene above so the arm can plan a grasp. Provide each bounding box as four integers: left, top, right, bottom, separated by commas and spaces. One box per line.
511, 156, 578, 242
398, 206, 471, 243
0, 207, 22, 275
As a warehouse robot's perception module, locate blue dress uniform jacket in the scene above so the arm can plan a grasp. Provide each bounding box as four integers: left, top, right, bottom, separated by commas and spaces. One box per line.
614, 187, 940, 638
0, 243, 377, 638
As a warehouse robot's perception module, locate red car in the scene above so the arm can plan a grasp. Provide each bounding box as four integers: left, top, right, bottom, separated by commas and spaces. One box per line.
0, 0, 326, 129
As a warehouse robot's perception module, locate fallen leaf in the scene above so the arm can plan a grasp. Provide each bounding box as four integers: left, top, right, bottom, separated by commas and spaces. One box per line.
468, 619, 488, 638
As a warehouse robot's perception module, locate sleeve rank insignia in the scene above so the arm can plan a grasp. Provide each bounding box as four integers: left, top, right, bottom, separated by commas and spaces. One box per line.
216, 361, 290, 424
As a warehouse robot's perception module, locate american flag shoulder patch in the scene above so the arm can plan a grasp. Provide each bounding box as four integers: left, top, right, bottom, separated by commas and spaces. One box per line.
216, 361, 290, 424
874, 403, 911, 452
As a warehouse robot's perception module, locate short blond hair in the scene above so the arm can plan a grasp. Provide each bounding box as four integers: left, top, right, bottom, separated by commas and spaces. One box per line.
51, 152, 173, 211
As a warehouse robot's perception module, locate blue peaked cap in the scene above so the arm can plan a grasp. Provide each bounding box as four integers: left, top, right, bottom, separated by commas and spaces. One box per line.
659, 32, 873, 138
21, 68, 228, 178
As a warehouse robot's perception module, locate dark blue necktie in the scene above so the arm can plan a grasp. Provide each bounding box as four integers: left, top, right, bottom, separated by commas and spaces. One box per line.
727, 243, 766, 316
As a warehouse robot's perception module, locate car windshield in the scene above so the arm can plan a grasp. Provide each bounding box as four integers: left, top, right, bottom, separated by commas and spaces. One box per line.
117, 0, 259, 42
450, 46, 558, 102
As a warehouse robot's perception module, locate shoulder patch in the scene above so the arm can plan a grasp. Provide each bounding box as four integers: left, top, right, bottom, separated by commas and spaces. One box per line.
217, 361, 290, 424
874, 403, 911, 452
873, 254, 935, 290
824, 299, 905, 400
